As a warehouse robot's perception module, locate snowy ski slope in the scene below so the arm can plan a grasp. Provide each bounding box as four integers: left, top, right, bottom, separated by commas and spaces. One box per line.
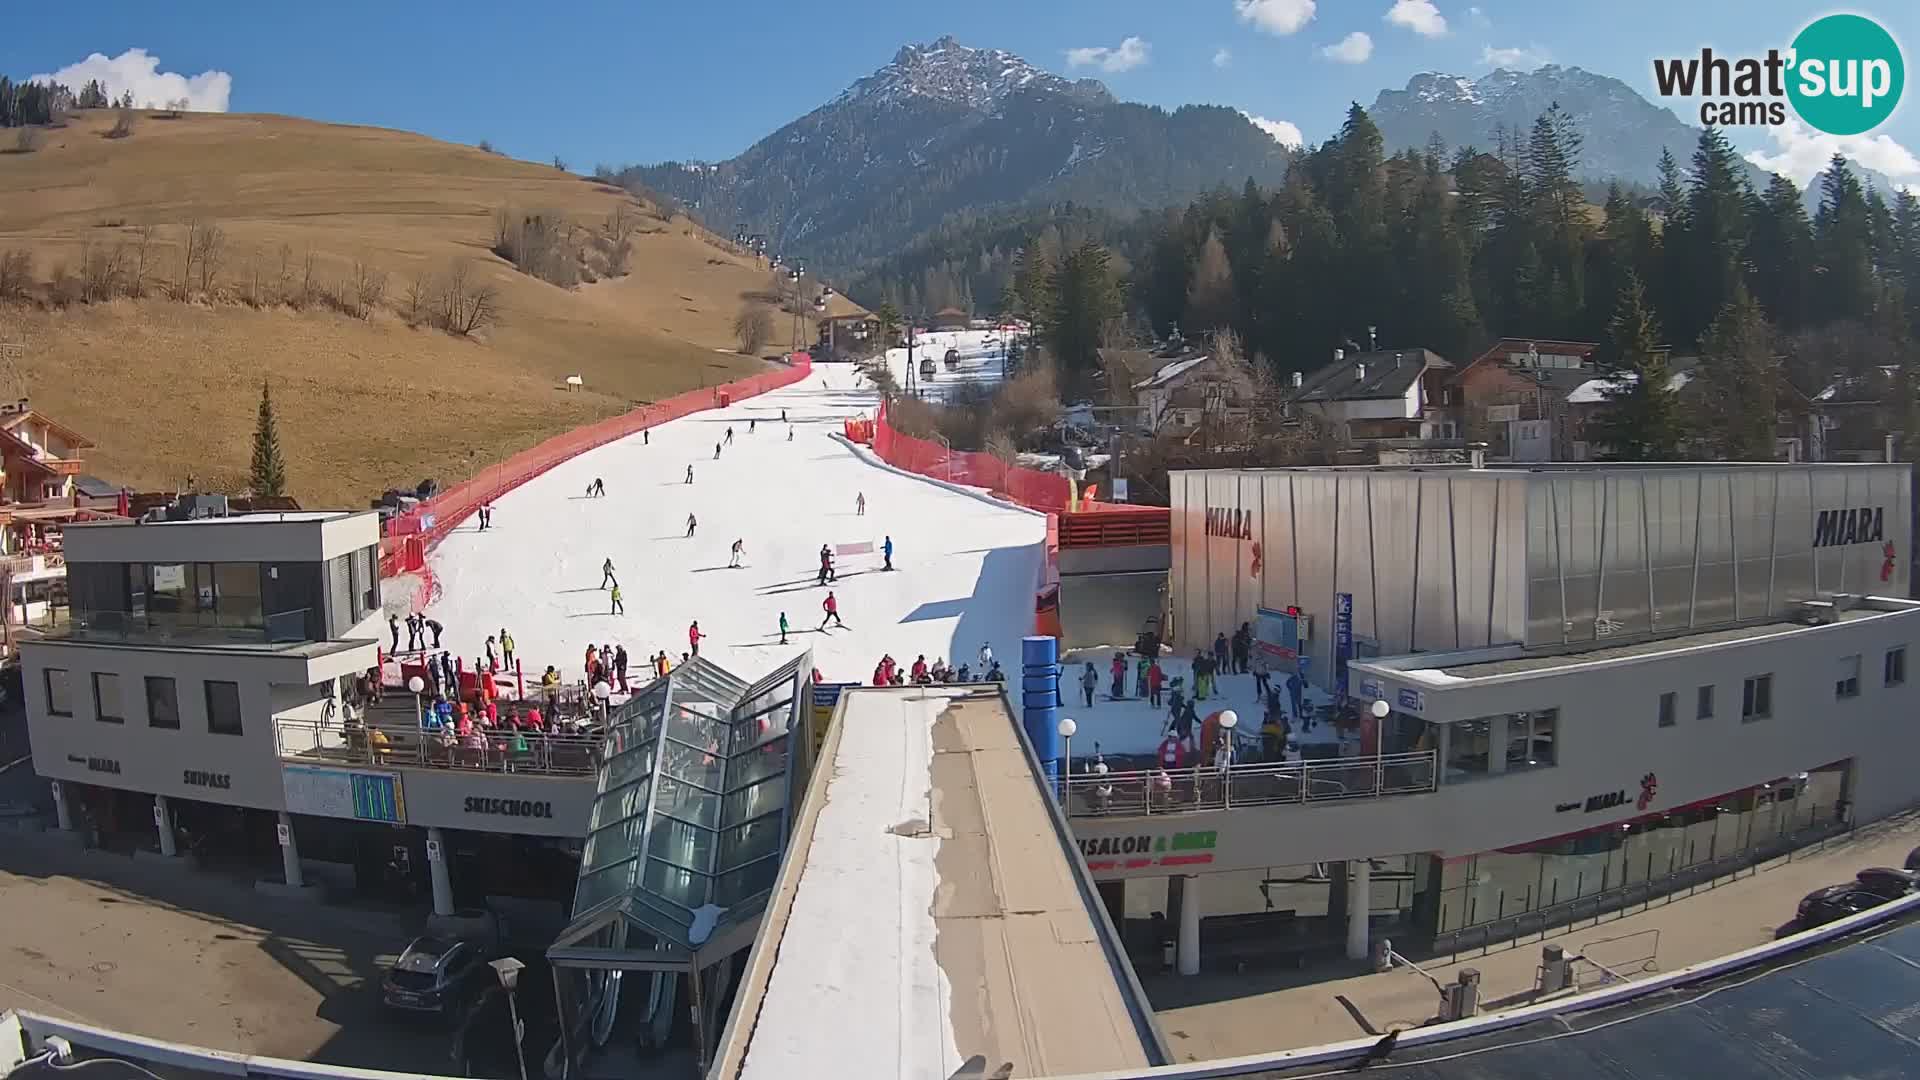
422, 339, 1045, 688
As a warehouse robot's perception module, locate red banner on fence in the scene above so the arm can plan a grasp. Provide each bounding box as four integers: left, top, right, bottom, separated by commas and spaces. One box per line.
380, 355, 812, 581
869, 400, 1078, 512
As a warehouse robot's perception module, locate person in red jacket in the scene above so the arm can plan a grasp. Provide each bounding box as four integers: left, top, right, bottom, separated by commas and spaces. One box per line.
819, 591, 843, 629
872, 663, 888, 687
911, 655, 929, 683
1110, 653, 1128, 699
689, 620, 707, 656
1147, 660, 1165, 708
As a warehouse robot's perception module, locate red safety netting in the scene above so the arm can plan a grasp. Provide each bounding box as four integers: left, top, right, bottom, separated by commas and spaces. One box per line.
869, 400, 1080, 512
380, 356, 812, 584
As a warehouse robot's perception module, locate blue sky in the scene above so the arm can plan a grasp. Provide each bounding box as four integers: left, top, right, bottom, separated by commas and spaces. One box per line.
4, 1, 1916, 189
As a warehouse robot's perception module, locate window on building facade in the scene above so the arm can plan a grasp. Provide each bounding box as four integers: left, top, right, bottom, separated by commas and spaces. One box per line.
1505, 709, 1557, 769
146, 676, 179, 730
1885, 647, 1907, 687
1658, 692, 1676, 728
1742, 674, 1773, 721
44, 668, 71, 716
92, 673, 124, 723
205, 680, 242, 736
213, 562, 264, 627
1446, 718, 1491, 776
1697, 685, 1714, 720
1836, 655, 1862, 699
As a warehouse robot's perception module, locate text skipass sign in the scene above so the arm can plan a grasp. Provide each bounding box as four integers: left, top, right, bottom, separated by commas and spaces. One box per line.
1334, 592, 1354, 699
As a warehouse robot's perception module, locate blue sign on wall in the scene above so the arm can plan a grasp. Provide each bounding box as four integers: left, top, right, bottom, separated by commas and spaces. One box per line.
1334, 592, 1354, 698
351, 773, 404, 823
1398, 687, 1427, 714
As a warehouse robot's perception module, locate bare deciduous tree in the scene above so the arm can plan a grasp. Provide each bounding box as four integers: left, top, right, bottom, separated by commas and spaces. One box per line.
176, 218, 202, 299
732, 303, 775, 355
106, 106, 135, 139
130, 225, 156, 297
436, 261, 499, 337
193, 221, 226, 297
80, 240, 129, 301
351, 260, 387, 319
299, 246, 318, 308
275, 243, 295, 305
12, 128, 41, 154
0, 250, 34, 301
403, 273, 430, 327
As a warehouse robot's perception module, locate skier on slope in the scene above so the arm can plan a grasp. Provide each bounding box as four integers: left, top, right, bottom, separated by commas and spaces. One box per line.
714, 442, 722, 460
686, 513, 698, 537
788, 426, 794, 441
817, 544, 836, 585
882, 535, 894, 571
725, 426, 734, 445
689, 620, 707, 657
729, 538, 744, 567
749, 419, 757, 434
819, 591, 843, 629
778, 611, 789, 645
685, 464, 695, 484
856, 492, 866, 516
602, 558, 617, 589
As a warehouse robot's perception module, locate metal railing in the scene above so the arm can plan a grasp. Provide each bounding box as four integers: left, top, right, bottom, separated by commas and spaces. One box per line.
66, 606, 316, 647
275, 718, 604, 776
1062, 749, 1437, 817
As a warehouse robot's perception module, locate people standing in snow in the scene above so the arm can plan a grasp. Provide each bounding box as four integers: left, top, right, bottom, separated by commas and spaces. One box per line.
979, 642, 993, 671
602, 558, 618, 589
749, 419, 756, 434
484, 635, 499, 672
778, 612, 789, 645
882, 535, 894, 571
426, 618, 444, 649
1251, 650, 1271, 702
614, 646, 629, 693
610, 584, 625, 615
499, 627, 514, 669
855, 492, 866, 516
1080, 662, 1098, 707
689, 620, 706, 656
819, 591, 843, 629
725, 426, 734, 445
1232, 623, 1253, 675
685, 464, 695, 484
817, 545, 835, 586
788, 426, 794, 441
1110, 652, 1128, 699
586, 478, 606, 498
1147, 659, 1164, 708
405, 613, 422, 652
686, 513, 697, 537
713, 442, 722, 460
389, 613, 401, 653
478, 505, 493, 531
729, 538, 744, 567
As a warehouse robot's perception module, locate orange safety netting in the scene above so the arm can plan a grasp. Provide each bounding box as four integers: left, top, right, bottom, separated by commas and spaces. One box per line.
380, 356, 813, 582
869, 400, 1079, 512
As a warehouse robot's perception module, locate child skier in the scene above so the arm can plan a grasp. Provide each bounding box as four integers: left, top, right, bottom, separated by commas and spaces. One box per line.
778, 612, 789, 644
882, 535, 894, 571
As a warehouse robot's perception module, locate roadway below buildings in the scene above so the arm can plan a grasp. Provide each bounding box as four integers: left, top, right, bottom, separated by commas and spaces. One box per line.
1138, 810, 1920, 1063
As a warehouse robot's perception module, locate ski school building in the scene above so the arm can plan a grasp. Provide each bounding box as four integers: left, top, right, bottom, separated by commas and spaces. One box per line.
1064, 461, 1920, 965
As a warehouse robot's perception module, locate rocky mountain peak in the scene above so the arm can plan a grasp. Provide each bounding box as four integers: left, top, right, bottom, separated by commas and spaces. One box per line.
851, 37, 1111, 112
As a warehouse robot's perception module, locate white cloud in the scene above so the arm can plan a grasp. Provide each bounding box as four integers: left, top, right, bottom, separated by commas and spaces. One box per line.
1213, 47, 1234, 68
31, 48, 231, 111
1745, 116, 1920, 189
1481, 44, 1549, 70
1065, 36, 1151, 73
1321, 31, 1374, 64
1385, 0, 1448, 37
1241, 111, 1304, 149
1236, 0, 1317, 36
1466, 5, 1490, 28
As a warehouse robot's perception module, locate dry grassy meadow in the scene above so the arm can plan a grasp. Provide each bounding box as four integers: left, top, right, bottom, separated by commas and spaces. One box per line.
0, 108, 863, 506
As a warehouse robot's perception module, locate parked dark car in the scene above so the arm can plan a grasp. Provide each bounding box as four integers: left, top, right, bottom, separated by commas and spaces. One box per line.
1905, 845, 1920, 872
1777, 884, 1889, 937
1854, 867, 1920, 901
382, 936, 491, 1015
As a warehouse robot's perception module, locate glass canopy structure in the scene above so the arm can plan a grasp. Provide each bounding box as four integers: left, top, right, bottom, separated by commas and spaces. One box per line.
547, 652, 817, 1070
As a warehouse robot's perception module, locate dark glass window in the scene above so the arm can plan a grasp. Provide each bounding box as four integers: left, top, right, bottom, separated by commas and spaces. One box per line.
146, 677, 179, 729
92, 672, 124, 723
205, 680, 242, 736
44, 668, 71, 716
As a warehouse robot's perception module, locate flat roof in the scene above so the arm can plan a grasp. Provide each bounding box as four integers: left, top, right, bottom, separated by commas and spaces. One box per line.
133, 510, 356, 526
1440, 608, 1892, 679
1244, 908, 1920, 1079
721, 686, 1159, 1080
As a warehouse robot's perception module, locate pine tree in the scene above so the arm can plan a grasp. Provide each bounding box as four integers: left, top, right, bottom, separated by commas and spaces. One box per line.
1590, 273, 1682, 460
250, 381, 287, 497
1184, 227, 1236, 335
1694, 285, 1779, 461
1046, 241, 1121, 376
1814, 153, 1875, 325
1747, 174, 1814, 331
1674, 126, 1751, 347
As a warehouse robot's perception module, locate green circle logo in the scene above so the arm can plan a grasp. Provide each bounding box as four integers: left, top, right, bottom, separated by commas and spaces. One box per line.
1787, 14, 1904, 136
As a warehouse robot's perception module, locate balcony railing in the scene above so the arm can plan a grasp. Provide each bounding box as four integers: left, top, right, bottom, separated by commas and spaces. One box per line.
65, 607, 315, 648
276, 718, 604, 777
1062, 749, 1437, 817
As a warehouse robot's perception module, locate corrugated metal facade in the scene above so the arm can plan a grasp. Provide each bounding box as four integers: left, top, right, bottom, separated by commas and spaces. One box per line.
1170, 464, 1912, 689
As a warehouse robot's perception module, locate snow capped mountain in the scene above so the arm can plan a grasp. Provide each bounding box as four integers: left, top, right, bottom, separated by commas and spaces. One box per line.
1371, 65, 1698, 186
625, 38, 1289, 273
841, 35, 1113, 112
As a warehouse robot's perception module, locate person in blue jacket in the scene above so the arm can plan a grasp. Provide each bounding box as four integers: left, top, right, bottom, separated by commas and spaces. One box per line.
882, 535, 895, 571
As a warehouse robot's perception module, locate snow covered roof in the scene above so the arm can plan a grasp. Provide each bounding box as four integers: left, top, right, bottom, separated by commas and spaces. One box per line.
1566, 370, 1692, 404
1132, 352, 1210, 390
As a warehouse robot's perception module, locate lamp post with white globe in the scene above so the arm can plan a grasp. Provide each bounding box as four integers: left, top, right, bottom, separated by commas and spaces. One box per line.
407, 675, 426, 730
1217, 710, 1238, 806
1057, 717, 1078, 803
1369, 698, 1391, 794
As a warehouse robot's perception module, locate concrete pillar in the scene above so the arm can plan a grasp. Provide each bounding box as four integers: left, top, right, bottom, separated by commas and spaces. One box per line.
154, 795, 177, 857
278, 812, 305, 888
1176, 875, 1202, 976
50, 780, 74, 832
426, 827, 454, 916
1346, 860, 1371, 961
